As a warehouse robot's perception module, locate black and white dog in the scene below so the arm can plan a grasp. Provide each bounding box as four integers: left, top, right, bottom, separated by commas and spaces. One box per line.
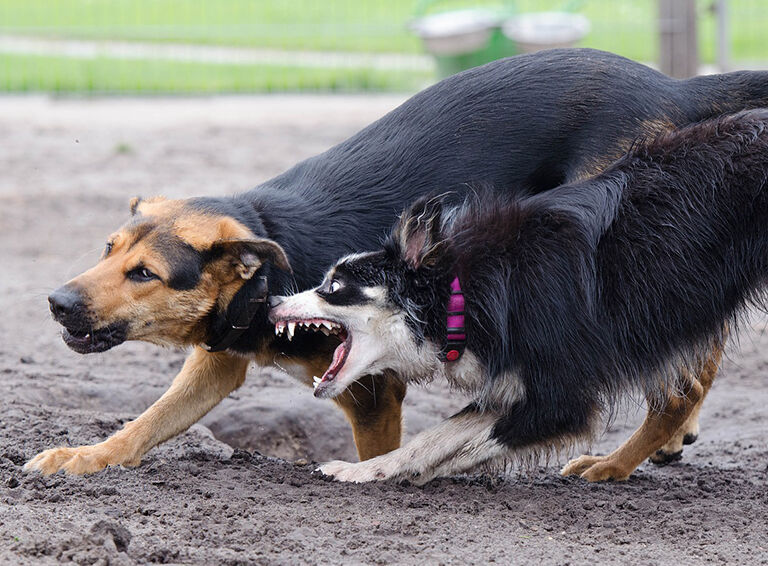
270, 110, 768, 484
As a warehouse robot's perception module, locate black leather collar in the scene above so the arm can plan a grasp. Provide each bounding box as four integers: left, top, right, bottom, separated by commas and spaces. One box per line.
203, 275, 269, 352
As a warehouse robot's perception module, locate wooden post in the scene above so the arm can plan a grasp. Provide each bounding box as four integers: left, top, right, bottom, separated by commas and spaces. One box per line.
715, 0, 730, 72
658, 0, 699, 77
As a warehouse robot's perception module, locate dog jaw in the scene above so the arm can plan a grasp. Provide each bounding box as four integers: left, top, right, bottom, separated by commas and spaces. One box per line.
270, 290, 415, 398
60, 321, 129, 354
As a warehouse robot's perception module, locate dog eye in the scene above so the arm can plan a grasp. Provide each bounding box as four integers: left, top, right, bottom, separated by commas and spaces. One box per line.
127, 267, 158, 283
329, 280, 342, 293
104, 242, 114, 257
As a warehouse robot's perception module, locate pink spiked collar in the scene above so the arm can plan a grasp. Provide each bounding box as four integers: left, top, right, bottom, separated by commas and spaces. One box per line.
439, 276, 466, 363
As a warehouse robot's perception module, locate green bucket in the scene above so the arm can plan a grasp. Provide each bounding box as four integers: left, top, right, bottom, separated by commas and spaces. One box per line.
410, 8, 518, 79
409, 0, 589, 78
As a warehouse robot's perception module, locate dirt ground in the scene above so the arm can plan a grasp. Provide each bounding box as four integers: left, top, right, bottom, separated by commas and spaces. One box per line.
0, 95, 766, 565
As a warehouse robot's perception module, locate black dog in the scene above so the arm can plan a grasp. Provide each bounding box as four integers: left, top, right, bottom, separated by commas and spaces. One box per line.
271, 109, 768, 484
30, 49, 768, 476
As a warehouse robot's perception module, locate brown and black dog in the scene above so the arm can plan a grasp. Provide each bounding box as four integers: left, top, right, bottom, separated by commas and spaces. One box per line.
25, 49, 768, 477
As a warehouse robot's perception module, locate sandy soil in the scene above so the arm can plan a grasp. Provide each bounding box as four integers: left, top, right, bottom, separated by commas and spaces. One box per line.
0, 95, 766, 565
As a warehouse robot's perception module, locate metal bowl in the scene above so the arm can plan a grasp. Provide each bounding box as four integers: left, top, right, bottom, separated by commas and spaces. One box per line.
410, 10, 501, 56
502, 12, 591, 53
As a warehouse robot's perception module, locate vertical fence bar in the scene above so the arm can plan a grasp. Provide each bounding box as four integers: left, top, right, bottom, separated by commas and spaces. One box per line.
715, 0, 730, 72
658, 0, 699, 77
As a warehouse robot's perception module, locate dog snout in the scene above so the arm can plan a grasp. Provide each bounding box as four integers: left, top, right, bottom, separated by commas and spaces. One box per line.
48, 286, 86, 321
267, 295, 290, 323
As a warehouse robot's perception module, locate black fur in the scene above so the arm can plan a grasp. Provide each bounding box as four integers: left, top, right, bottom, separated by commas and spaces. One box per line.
318, 264, 376, 307
364, 109, 768, 451
153, 233, 205, 291
192, 48, 768, 353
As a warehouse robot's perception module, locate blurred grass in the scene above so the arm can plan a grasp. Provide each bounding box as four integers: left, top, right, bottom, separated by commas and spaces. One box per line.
0, 0, 423, 53
0, 0, 766, 93
0, 53, 433, 93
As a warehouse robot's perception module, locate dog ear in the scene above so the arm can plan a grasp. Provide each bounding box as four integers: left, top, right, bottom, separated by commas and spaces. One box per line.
393, 195, 446, 269
211, 238, 292, 279
130, 195, 168, 216
129, 197, 142, 215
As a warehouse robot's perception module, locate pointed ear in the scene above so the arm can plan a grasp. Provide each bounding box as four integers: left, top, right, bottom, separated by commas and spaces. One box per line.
392, 195, 446, 269
129, 197, 142, 215
130, 195, 168, 216
211, 238, 292, 279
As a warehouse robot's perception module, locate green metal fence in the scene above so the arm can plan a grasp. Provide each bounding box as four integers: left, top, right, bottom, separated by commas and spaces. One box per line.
0, 0, 765, 94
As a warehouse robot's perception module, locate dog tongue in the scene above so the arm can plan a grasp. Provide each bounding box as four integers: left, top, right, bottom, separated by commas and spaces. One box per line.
322, 338, 348, 382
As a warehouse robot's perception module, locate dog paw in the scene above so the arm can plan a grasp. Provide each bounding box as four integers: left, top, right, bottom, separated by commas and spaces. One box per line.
561, 454, 631, 482
648, 448, 683, 466
651, 427, 687, 466
317, 460, 388, 483
24, 445, 138, 476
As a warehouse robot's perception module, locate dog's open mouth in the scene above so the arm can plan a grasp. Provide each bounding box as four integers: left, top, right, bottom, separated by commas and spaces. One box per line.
274, 318, 350, 393
61, 322, 128, 354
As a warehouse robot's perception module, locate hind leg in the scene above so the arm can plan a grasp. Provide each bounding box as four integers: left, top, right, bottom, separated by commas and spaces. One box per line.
562, 370, 705, 482
650, 345, 721, 464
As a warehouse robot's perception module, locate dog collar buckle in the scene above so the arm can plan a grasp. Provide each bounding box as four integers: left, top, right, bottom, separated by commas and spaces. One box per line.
439, 276, 467, 363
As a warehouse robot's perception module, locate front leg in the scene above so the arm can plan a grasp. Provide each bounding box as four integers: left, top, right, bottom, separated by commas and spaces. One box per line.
275, 345, 407, 461
25, 347, 249, 475
334, 372, 407, 461
319, 407, 503, 485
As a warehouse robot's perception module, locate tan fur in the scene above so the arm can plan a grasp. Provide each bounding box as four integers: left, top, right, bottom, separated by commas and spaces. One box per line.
270, 345, 406, 461
561, 343, 723, 481
334, 372, 407, 461
651, 348, 719, 461
67, 236, 224, 347
26, 197, 406, 475
133, 196, 180, 218
60, 200, 292, 349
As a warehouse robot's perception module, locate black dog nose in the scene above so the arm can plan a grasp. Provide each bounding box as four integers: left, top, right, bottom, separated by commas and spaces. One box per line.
48, 287, 83, 319
268, 295, 285, 308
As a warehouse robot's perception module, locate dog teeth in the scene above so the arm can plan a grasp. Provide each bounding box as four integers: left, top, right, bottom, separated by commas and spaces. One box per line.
276, 319, 341, 339
320, 321, 342, 334
313, 375, 322, 389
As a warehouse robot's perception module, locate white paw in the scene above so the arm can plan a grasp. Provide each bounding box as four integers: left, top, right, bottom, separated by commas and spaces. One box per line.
317, 460, 388, 483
